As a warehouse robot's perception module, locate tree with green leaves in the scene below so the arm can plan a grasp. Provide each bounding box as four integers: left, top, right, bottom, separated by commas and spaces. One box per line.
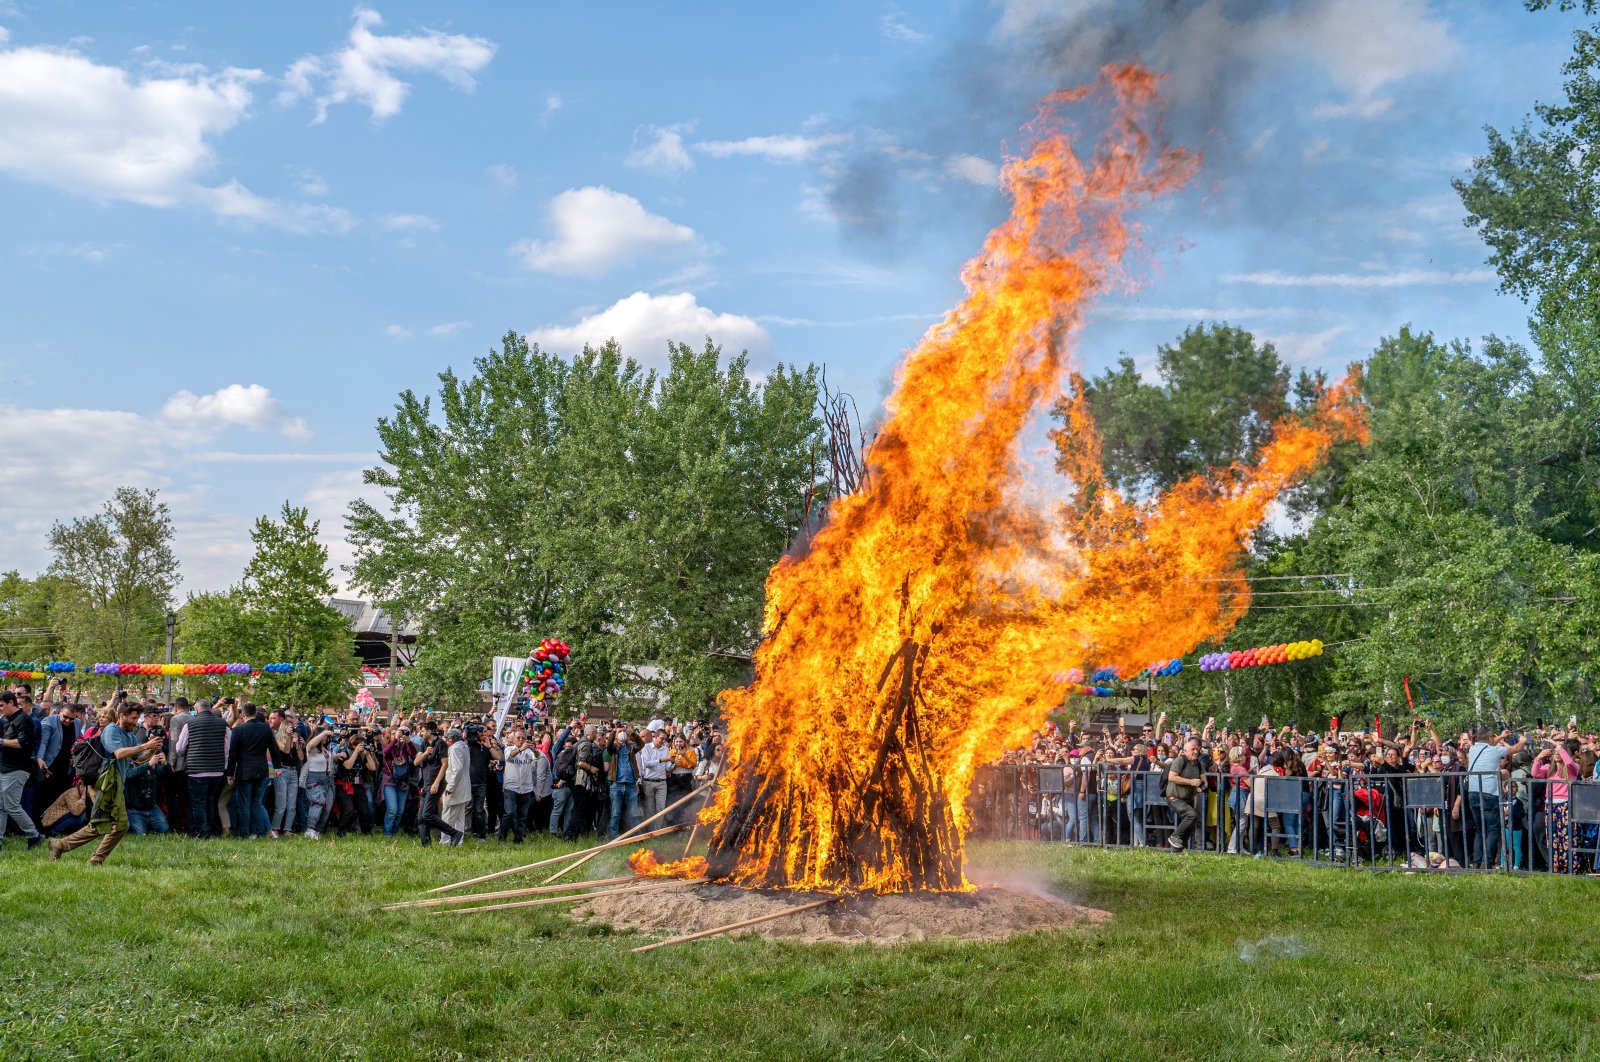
1072, 323, 1302, 496
46, 486, 179, 673
347, 330, 821, 713
0, 571, 67, 666
179, 503, 359, 707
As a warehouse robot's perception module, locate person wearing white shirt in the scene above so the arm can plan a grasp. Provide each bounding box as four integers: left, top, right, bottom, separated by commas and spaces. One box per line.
638, 726, 672, 822
499, 730, 537, 843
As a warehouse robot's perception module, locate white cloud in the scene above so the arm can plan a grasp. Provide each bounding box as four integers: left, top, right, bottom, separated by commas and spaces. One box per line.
1313, 96, 1393, 120
198, 179, 354, 233
540, 91, 562, 123
0, 44, 251, 203
511, 186, 696, 276
293, 167, 330, 196
486, 162, 517, 190
944, 154, 999, 186
161, 383, 312, 440
385, 324, 411, 338
1097, 304, 1305, 322
277, 6, 494, 123
527, 292, 768, 362
1224, 269, 1496, 288
428, 320, 470, 337
1263, 324, 1354, 365
0, 41, 351, 230
1262, 0, 1457, 100
626, 124, 695, 175
880, 8, 930, 44
0, 27, 9, 45
383, 212, 439, 230
696, 133, 844, 163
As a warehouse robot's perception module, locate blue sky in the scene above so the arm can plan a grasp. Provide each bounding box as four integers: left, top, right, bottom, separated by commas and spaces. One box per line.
0, 1, 1583, 593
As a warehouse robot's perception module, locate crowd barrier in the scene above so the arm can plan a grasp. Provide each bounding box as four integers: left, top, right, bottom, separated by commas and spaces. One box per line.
967, 765, 1600, 875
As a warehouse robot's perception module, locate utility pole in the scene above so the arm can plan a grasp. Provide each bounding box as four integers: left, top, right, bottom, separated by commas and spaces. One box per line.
386, 611, 398, 721
163, 610, 176, 705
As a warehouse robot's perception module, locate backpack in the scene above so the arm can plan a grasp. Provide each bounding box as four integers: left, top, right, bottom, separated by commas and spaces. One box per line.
71, 734, 109, 786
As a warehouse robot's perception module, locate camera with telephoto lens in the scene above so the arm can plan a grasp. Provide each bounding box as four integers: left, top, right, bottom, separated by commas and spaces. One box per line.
465, 723, 485, 740
147, 724, 167, 741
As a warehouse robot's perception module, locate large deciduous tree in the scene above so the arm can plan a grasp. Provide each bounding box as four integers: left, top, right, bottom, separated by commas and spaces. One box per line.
46, 486, 179, 671
179, 504, 359, 707
347, 331, 821, 713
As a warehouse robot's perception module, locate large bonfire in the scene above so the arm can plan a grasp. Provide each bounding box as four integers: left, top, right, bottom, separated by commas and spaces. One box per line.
664, 67, 1365, 894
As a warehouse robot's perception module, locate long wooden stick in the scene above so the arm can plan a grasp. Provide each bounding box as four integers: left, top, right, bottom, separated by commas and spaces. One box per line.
631, 895, 842, 953
539, 777, 718, 886
383, 875, 636, 911
427, 825, 683, 894
445, 877, 705, 916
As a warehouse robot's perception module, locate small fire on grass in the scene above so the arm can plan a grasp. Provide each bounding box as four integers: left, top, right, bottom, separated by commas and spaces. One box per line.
628, 849, 708, 879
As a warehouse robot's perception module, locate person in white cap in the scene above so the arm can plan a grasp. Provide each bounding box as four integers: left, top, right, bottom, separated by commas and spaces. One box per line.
638, 722, 671, 821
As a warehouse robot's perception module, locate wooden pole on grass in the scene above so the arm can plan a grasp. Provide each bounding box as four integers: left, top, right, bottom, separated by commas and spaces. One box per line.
631, 895, 842, 953
427, 825, 682, 894
383, 874, 636, 911
444, 878, 705, 916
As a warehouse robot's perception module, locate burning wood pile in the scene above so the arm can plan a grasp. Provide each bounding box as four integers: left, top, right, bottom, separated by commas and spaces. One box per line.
391, 66, 1364, 947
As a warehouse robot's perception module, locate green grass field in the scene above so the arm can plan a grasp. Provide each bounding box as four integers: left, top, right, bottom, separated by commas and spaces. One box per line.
2, 834, 1596, 1061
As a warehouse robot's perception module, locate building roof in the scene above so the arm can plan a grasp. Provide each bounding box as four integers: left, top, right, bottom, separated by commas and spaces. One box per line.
326, 597, 419, 639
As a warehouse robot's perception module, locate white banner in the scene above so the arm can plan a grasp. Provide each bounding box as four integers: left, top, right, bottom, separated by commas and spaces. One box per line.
491, 655, 524, 736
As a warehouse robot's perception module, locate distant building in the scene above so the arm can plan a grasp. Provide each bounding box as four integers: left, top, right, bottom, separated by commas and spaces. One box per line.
328, 597, 418, 714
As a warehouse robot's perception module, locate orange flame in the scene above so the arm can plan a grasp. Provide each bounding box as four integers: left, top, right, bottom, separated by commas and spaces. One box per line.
694, 66, 1365, 894
627, 849, 709, 878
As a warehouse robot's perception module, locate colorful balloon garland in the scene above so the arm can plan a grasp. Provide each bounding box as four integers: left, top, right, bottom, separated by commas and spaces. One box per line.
0, 661, 311, 678
1199, 640, 1323, 671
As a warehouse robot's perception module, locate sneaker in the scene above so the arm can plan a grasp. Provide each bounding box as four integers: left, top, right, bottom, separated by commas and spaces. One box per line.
27, 835, 45, 850
304, 828, 320, 840
267, 830, 279, 840
1167, 837, 1183, 851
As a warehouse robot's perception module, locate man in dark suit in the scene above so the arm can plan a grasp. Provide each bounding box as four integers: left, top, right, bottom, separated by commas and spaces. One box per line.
226, 702, 276, 839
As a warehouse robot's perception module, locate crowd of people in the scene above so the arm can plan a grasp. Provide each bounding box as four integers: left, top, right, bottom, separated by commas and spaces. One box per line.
7, 675, 1597, 877
0, 678, 721, 866
980, 711, 1600, 873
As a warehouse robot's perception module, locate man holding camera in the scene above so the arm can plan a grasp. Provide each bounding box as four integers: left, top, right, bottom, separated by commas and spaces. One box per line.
50, 699, 160, 864
605, 724, 645, 840
499, 729, 537, 843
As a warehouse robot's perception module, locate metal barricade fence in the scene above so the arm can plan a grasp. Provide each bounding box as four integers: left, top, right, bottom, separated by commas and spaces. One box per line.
967, 765, 1600, 876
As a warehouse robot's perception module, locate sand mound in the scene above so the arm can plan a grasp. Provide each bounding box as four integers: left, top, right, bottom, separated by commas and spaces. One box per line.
567, 882, 1110, 945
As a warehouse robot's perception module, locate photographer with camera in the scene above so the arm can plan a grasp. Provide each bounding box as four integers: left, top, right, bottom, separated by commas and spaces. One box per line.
498, 727, 539, 843
300, 724, 336, 839
267, 709, 303, 839
333, 725, 378, 834
50, 698, 159, 863
604, 723, 645, 840
415, 721, 464, 847
380, 724, 414, 837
